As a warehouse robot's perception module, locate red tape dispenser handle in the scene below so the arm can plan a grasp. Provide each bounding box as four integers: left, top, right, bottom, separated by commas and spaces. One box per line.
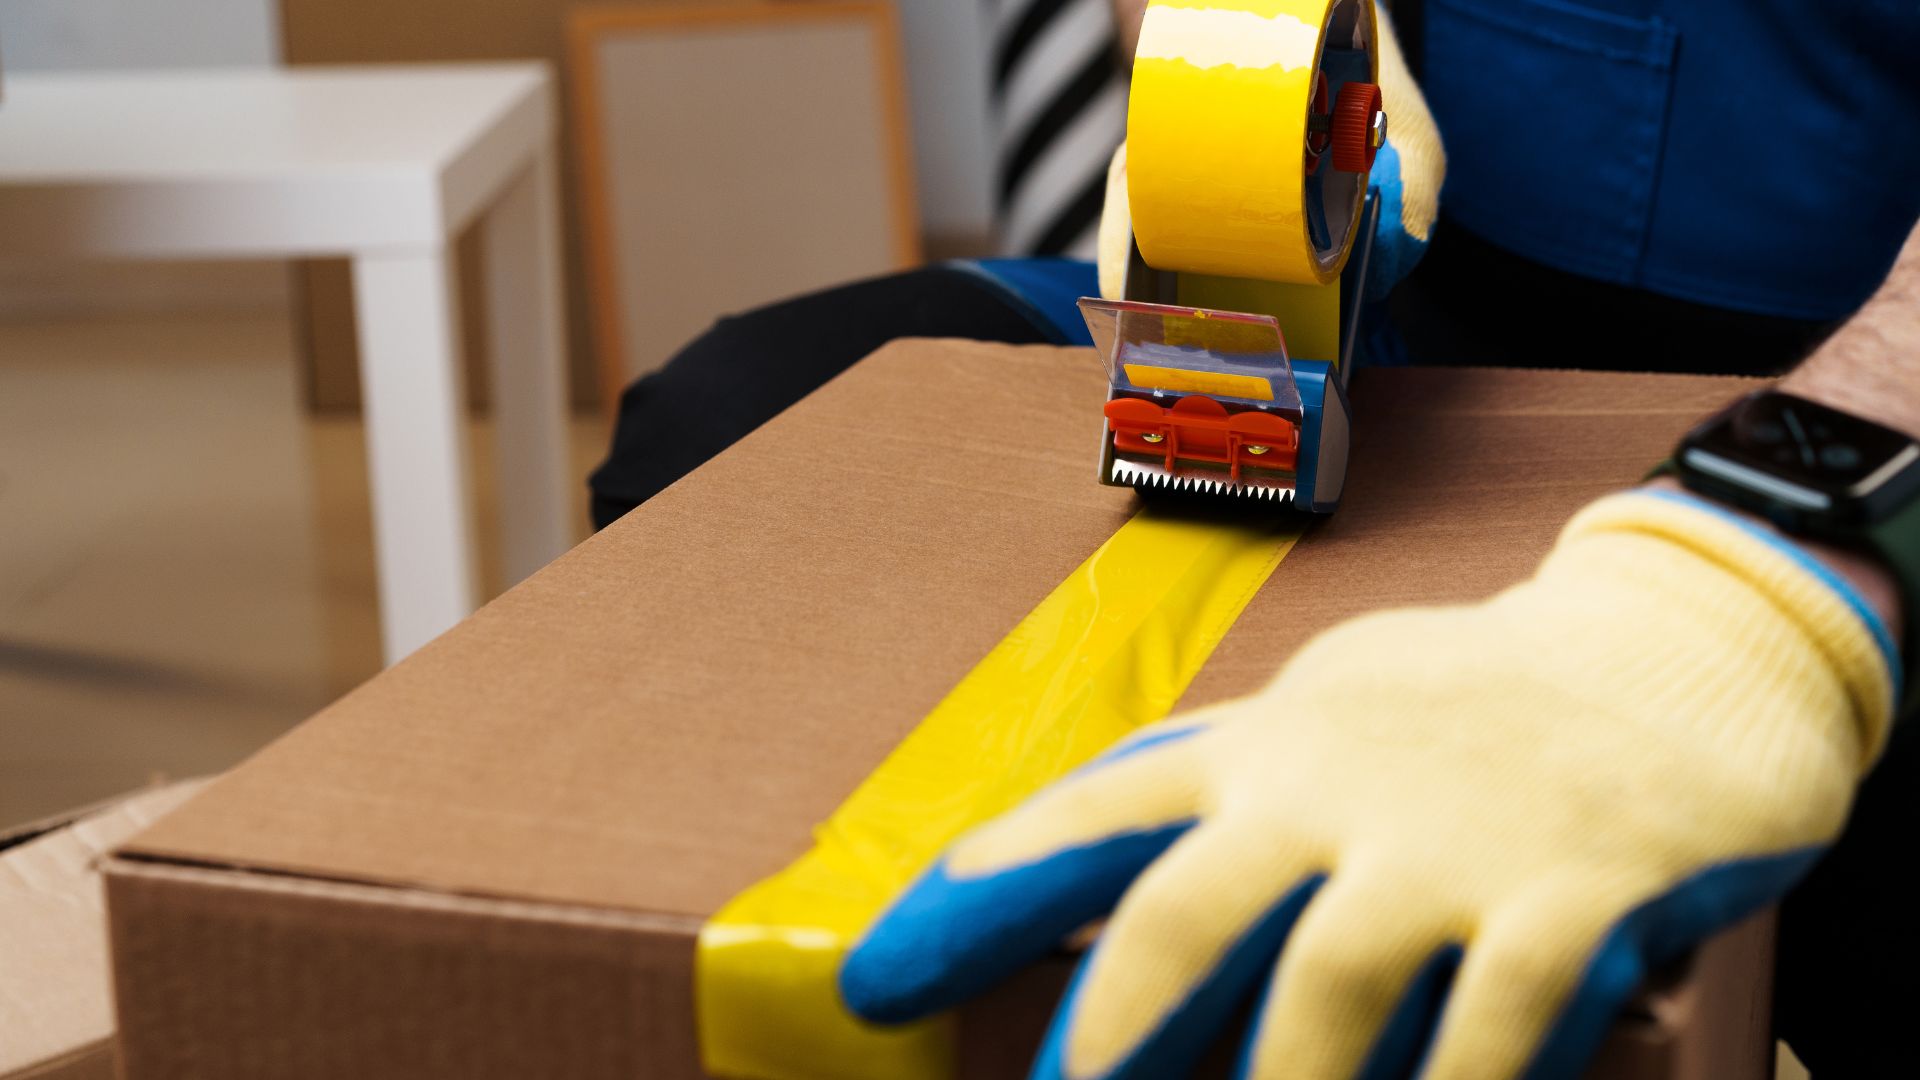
1105, 397, 1300, 483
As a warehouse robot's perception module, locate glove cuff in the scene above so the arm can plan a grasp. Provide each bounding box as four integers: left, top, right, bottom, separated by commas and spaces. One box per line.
1562, 490, 1899, 770
1096, 143, 1131, 301
1373, 2, 1443, 244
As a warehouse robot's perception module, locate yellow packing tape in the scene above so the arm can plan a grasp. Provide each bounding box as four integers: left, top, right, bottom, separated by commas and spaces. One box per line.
1128, 0, 1376, 286
1175, 273, 1342, 366
696, 506, 1302, 1080
1123, 362, 1276, 401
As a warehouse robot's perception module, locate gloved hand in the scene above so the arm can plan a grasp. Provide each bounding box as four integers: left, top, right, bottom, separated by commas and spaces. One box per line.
1096, 3, 1445, 304
841, 491, 1897, 1079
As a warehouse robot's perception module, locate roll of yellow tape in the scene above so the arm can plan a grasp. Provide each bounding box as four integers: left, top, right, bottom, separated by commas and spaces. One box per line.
1129, 0, 1378, 285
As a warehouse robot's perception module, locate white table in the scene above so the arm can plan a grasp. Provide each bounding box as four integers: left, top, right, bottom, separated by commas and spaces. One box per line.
0, 65, 574, 663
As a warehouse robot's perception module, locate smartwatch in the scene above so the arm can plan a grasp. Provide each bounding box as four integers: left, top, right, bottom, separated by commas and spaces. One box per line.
1669, 389, 1920, 717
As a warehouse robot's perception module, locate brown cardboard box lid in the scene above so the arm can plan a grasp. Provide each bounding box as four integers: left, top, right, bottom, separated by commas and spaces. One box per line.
1, 781, 206, 1080
101, 340, 1766, 1068
109, 341, 1765, 1077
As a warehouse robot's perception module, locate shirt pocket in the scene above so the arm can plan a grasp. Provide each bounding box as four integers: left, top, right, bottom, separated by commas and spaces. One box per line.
1423, 0, 1679, 285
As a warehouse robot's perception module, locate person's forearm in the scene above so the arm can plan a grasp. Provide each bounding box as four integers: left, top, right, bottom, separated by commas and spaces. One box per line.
1781, 222, 1920, 441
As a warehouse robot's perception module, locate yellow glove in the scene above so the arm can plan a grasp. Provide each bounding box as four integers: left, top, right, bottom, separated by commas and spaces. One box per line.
841, 491, 1898, 1079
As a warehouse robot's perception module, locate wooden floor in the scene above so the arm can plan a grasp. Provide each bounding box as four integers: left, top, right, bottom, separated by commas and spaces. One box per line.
0, 312, 609, 825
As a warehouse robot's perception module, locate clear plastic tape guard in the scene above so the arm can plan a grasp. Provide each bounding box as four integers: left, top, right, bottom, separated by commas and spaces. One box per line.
696, 507, 1302, 1080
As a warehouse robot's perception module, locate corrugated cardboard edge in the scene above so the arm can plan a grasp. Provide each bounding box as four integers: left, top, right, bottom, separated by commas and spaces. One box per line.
4, 1047, 115, 1080
103, 858, 713, 1079
1, 781, 208, 1080
102, 797, 1775, 1080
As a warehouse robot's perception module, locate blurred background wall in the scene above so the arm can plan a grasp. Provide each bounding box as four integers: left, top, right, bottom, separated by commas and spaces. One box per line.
0, 0, 278, 69
894, 0, 996, 256
0, 0, 287, 322
280, 0, 998, 411
0, 0, 1002, 409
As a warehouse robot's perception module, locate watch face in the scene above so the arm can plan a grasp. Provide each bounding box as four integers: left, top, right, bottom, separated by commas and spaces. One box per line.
1682, 392, 1920, 511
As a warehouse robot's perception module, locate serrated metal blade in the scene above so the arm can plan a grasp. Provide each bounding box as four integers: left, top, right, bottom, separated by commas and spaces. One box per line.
1109, 457, 1296, 503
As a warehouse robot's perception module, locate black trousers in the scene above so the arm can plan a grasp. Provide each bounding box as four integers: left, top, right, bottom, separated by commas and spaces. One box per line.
589, 235, 1905, 1076
588, 265, 1060, 528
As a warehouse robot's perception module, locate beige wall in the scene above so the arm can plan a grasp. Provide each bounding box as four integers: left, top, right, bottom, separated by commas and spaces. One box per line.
281, 0, 1003, 412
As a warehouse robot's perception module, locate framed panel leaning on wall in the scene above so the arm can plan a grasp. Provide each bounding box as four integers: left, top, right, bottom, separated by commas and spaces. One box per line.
569, 1, 922, 408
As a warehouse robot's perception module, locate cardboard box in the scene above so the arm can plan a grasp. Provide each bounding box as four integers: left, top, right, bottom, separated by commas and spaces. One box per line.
104, 341, 1773, 1078
1, 782, 205, 1080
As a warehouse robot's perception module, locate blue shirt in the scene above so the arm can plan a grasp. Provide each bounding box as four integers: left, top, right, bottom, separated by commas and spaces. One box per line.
1421, 0, 1920, 320
954, 257, 1100, 345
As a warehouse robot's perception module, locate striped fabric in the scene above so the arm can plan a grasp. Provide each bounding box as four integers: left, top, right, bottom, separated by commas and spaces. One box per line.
989, 0, 1129, 259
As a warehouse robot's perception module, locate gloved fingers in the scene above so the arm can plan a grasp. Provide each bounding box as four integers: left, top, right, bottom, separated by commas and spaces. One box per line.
1238, 868, 1464, 1080
1032, 823, 1328, 1080
840, 724, 1214, 1025
944, 720, 1216, 878
1416, 893, 1626, 1080
1422, 851, 1827, 1080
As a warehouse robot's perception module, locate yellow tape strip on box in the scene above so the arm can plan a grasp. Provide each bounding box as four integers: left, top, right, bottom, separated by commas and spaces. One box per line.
697, 506, 1301, 1080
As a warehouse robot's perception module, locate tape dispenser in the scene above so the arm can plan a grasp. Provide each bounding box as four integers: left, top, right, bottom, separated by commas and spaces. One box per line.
1079, 0, 1385, 512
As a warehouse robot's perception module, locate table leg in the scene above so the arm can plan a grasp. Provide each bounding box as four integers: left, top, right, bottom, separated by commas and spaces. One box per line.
351, 246, 480, 664
481, 148, 574, 587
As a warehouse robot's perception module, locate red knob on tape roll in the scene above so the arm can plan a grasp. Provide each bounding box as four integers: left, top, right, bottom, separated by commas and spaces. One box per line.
1331, 81, 1383, 174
